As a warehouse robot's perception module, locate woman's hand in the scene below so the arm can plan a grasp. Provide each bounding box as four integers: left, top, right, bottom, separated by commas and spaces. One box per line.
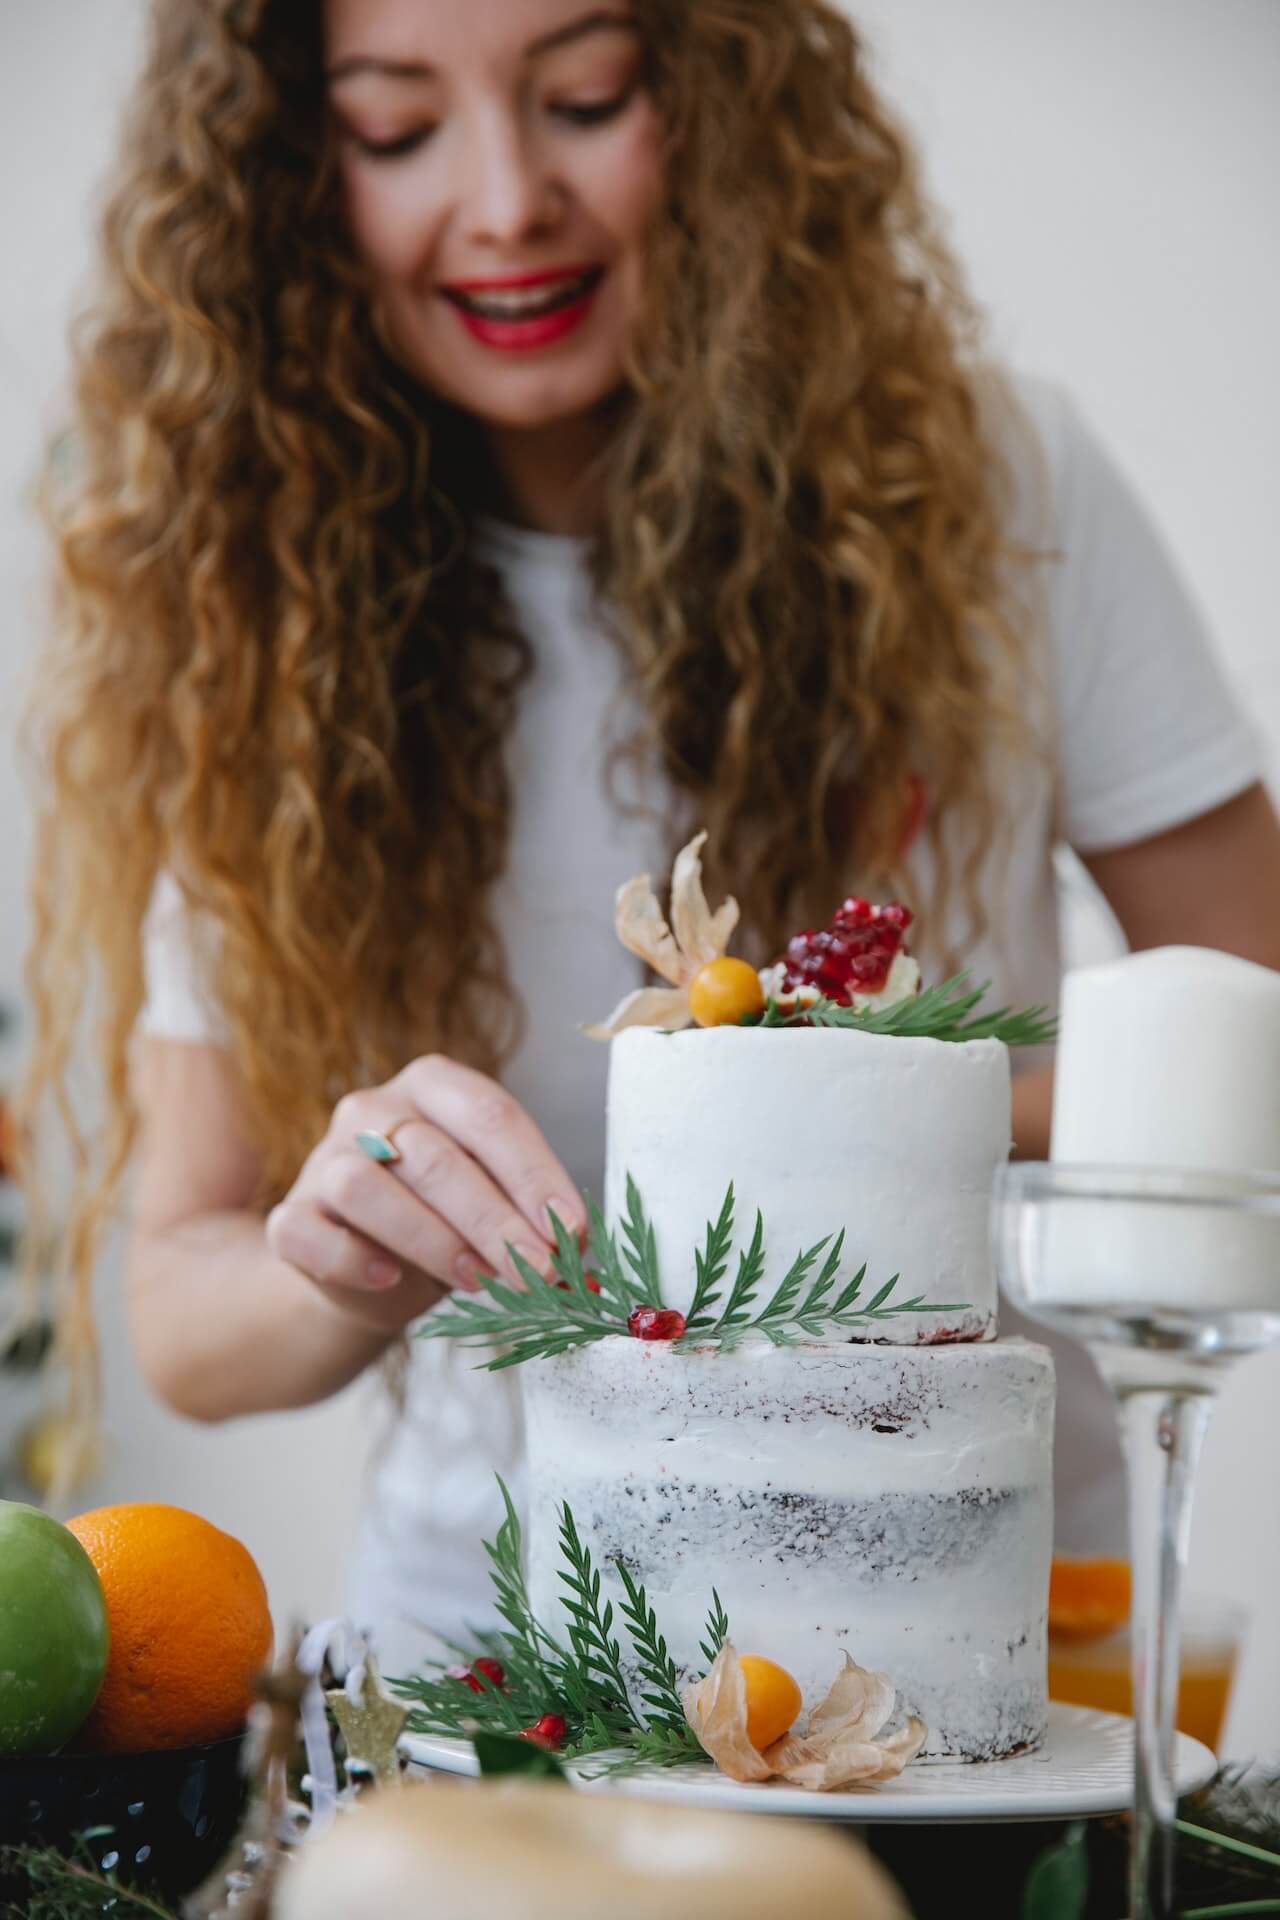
265, 1056, 586, 1333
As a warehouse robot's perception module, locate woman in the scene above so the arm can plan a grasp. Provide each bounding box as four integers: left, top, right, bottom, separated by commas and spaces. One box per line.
26, 0, 1280, 1669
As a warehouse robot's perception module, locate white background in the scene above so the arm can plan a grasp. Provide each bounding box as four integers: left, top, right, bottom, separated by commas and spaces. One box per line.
0, 1, 1276, 1749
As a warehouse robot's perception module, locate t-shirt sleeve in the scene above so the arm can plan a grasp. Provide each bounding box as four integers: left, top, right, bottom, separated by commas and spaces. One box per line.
138, 869, 230, 1046
1037, 384, 1263, 853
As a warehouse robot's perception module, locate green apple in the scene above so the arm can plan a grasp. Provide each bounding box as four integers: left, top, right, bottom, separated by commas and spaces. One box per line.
0, 1498, 110, 1754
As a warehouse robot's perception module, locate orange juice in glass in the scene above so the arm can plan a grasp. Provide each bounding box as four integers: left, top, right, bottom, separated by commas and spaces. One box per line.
1046, 1557, 1242, 1752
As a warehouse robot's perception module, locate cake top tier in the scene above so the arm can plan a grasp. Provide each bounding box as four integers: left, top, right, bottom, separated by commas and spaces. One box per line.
415, 832, 1056, 1370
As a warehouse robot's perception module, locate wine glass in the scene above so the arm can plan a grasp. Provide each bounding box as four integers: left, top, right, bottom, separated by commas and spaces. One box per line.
993, 1163, 1280, 1920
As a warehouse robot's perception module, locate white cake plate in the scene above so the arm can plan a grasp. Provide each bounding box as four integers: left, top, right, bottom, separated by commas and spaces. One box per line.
402, 1703, 1216, 1824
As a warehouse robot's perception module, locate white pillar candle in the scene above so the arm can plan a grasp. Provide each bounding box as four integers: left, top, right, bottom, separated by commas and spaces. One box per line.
1037, 948, 1280, 1317
1051, 947, 1280, 1172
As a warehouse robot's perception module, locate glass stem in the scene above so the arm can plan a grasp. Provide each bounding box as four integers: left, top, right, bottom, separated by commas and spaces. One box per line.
1117, 1385, 1214, 1920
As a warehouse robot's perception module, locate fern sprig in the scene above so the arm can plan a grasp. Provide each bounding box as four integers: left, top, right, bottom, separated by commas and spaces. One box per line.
417, 1232, 631, 1372
683, 1184, 735, 1332
699, 1590, 730, 1669
587, 1194, 644, 1312
417, 1180, 965, 1366
700, 1209, 766, 1338
681, 1235, 962, 1351
555, 1507, 639, 1729
619, 1173, 663, 1302
614, 1562, 688, 1733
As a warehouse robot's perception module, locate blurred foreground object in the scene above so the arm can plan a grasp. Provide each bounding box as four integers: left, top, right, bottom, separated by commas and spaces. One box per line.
275, 1776, 908, 1920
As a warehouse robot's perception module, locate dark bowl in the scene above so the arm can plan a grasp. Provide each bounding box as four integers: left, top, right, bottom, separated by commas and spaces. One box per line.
0, 1729, 249, 1903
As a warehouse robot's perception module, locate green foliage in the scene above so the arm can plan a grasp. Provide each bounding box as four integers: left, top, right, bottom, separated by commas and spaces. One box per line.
419, 1183, 953, 1369
417, 1205, 637, 1372
675, 1190, 960, 1351
391, 1483, 718, 1774
1022, 1822, 1089, 1920
615, 1561, 692, 1736
619, 1174, 662, 1303
683, 1186, 736, 1334
0, 1843, 176, 1919
473, 1729, 569, 1782
750, 971, 1057, 1047
700, 1590, 730, 1669
555, 1506, 635, 1719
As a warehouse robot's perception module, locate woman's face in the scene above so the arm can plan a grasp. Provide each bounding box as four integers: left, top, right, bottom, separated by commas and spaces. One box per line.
325, 0, 664, 434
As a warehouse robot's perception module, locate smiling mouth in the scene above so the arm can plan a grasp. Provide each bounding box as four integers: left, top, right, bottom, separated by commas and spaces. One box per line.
441, 267, 606, 323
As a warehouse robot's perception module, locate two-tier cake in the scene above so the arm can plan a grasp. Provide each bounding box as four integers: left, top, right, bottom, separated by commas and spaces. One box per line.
519, 837, 1056, 1761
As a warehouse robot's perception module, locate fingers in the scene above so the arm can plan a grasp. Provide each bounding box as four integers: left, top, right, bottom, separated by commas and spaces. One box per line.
394, 1056, 587, 1245
267, 1195, 450, 1331
336, 1106, 559, 1290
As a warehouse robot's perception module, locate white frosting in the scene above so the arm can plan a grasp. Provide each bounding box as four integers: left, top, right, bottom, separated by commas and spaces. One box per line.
605, 1026, 1011, 1340
1045, 947, 1280, 1311
524, 1338, 1055, 1761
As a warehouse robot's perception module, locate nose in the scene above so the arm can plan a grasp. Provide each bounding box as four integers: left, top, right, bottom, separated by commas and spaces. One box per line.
458, 109, 562, 248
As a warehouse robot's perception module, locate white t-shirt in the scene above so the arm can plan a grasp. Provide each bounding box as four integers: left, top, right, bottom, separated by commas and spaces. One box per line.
139, 375, 1262, 1673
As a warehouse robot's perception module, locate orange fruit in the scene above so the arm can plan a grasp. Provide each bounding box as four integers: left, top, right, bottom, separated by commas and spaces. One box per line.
65, 1503, 273, 1753
1048, 1555, 1132, 1640
688, 958, 766, 1028
738, 1654, 803, 1751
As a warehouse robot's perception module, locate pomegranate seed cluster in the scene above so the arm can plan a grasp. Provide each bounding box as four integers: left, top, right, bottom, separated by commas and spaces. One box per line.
778, 898, 913, 1003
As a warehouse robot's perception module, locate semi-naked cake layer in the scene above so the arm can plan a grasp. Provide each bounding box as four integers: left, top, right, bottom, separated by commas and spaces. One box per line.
605, 1027, 1010, 1343
524, 1337, 1055, 1761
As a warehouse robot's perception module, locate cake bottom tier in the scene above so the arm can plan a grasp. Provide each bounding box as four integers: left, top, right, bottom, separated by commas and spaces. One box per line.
523, 1337, 1055, 1761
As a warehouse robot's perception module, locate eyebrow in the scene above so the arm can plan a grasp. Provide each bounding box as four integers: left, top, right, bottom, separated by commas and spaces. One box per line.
327, 11, 639, 85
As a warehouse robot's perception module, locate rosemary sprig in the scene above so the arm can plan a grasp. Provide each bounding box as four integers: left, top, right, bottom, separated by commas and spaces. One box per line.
749, 971, 1057, 1047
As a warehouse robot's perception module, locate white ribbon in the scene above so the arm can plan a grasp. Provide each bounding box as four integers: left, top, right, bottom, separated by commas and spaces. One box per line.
294, 1618, 370, 1833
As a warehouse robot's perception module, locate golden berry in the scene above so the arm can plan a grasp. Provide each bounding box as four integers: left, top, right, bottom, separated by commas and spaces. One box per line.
738, 1654, 803, 1751
688, 957, 766, 1028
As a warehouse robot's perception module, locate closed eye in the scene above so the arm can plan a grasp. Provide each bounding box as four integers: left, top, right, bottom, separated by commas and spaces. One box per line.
553, 94, 631, 128
350, 127, 436, 161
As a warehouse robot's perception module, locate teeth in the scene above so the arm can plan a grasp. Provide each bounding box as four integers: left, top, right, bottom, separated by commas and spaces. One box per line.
452, 273, 596, 320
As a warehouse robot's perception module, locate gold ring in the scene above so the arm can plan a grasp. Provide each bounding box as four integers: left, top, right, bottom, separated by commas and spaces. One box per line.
353, 1117, 416, 1166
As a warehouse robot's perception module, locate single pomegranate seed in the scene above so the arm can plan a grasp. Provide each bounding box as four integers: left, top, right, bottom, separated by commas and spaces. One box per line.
836, 896, 874, 925
880, 902, 914, 931
521, 1713, 568, 1750
628, 1305, 687, 1341
449, 1656, 508, 1693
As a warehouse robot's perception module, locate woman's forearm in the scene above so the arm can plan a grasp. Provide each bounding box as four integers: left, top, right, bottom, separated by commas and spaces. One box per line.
127, 1209, 396, 1422
1011, 1064, 1054, 1161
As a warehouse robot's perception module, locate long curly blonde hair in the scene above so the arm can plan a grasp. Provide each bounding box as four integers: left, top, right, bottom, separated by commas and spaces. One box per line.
21, 0, 1035, 1423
